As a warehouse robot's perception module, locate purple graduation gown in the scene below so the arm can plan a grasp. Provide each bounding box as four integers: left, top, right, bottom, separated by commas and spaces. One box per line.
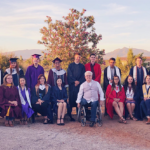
25, 64, 44, 90
18, 87, 34, 118
0, 86, 22, 119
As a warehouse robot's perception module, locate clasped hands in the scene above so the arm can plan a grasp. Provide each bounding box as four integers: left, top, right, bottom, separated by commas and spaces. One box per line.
113, 98, 120, 102
75, 81, 80, 86
36, 99, 44, 105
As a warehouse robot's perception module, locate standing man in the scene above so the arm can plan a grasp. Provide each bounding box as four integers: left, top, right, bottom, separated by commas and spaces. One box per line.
129, 57, 148, 120
85, 54, 101, 83
25, 54, 44, 90
67, 53, 85, 112
47, 57, 68, 87
103, 58, 121, 92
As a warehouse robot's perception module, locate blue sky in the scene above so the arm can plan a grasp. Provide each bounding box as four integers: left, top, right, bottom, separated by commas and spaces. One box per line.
0, 0, 150, 53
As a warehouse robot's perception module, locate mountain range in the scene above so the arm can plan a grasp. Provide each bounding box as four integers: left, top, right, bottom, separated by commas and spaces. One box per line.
3, 47, 150, 60
103, 47, 150, 60
4, 49, 43, 59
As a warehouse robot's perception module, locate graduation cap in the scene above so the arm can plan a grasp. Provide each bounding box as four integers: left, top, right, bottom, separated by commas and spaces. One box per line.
32, 54, 41, 59
9, 58, 19, 63
52, 57, 62, 63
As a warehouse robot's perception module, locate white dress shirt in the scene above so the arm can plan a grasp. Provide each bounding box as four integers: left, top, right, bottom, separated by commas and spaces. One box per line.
76, 81, 105, 103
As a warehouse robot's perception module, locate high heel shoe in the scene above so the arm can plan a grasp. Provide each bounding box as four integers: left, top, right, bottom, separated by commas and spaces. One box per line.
57, 118, 61, 125
60, 118, 65, 125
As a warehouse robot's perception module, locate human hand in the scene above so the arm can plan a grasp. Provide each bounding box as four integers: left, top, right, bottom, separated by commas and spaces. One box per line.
109, 80, 113, 83
75, 81, 80, 86
60, 100, 64, 103
77, 103, 80, 108
13, 101, 18, 106
100, 101, 104, 106
36, 101, 40, 104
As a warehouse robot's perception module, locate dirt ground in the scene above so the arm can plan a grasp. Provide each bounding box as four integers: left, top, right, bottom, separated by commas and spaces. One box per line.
0, 113, 150, 150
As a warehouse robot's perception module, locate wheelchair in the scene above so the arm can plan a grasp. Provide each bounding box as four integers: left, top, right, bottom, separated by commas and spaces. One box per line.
77, 101, 102, 127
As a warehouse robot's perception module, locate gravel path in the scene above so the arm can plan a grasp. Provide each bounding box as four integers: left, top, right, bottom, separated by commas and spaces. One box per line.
0, 115, 150, 150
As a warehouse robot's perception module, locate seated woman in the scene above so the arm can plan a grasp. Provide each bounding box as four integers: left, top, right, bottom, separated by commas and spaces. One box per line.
52, 78, 75, 125
0, 74, 22, 127
140, 75, 150, 124
123, 75, 137, 120
106, 75, 126, 123
52, 78, 67, 125
31, 74, 51, 124
17, 76, 34, 125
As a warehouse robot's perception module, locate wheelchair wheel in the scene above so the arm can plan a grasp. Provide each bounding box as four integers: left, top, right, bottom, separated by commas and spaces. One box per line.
97, 106, 103, 127
77, 107, 81, 122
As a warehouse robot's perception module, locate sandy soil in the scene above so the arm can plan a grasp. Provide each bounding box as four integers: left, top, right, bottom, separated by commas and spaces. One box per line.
0, 114, 150, 150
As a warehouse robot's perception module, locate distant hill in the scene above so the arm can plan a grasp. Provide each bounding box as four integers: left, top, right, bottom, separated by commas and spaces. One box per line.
3, 47, 150, 60
4, 49, 43, 59
104, 47, 150, 60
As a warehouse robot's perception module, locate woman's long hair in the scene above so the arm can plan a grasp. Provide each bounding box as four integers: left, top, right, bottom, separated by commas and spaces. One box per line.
111, 75, 122, 91
144, 75, 150, 85
3, 74, 14, 87
18, 76, 28, 90
35, 74, 49, 96
123, 75, 136, 93
10, 61, 19, 75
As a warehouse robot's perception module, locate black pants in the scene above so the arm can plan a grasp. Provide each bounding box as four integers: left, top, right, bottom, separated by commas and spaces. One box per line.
32, 102, 48, 116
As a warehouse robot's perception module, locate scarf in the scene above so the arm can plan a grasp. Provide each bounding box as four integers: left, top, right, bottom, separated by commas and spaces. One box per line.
18, 86, 32, 108
133, 66, 147, 85
142, 84, 150, 99
107, 66, 121, 84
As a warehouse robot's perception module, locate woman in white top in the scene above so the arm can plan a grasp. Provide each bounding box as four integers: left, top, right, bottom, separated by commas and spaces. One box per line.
123, 75, 137, 121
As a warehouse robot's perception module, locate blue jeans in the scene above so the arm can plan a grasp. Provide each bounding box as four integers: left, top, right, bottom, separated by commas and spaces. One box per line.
81, 98, 98, 122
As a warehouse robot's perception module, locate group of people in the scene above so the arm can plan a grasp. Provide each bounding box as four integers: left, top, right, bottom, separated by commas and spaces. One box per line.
0, 52, 150, 127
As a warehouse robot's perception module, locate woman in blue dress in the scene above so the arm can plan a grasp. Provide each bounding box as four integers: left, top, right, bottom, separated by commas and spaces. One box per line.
17, 76, 34, 125
52, 78, 75, 125
4, 58, 24, 86
52, 78, 67, 125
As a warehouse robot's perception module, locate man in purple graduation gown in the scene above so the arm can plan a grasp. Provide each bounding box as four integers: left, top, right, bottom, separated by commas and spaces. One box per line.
25, 54, 44, 90
47, 57, 68, 87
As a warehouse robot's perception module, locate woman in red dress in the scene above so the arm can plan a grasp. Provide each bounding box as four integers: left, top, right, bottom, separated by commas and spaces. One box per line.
106, 75, 126, 123
0, 74, 22, 127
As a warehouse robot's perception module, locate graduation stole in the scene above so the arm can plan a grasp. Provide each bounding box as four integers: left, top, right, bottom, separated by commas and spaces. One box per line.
107, 66, 121, 84
133, 66, 147, 85
126, 87, 134, 98
35, 84, 49, 96
142, 84, 150, 98
18, 86, 32, 108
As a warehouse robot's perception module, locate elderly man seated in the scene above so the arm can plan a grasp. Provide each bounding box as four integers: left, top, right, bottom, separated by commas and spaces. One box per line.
76, 71, 105, 127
